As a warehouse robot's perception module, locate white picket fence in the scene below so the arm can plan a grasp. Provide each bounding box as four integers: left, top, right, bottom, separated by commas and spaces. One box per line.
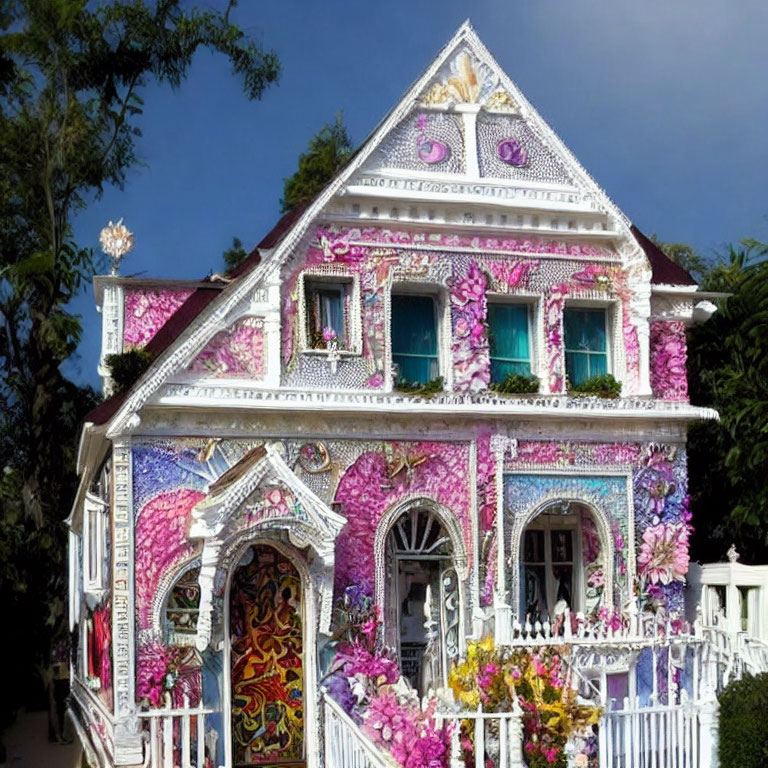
138, 695, 213, 768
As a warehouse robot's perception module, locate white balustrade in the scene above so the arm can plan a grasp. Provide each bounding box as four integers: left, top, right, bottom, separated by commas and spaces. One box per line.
138, 695, 212, 768
323, 692, 398, 768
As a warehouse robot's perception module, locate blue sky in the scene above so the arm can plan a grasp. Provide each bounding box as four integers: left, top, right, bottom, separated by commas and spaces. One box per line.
66, 0, 768, 387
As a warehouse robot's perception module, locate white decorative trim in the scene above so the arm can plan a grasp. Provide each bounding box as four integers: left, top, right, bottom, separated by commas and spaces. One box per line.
373, 495, 469, 609
110, 440, 143, 764
101, 22, 652, 439
154, 384, 718, 421
190, 442, 346, 650
508, 495, 616, 618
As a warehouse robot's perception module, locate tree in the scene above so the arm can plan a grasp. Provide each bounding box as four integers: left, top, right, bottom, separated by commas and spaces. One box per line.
222, 236, 248, 270
280, 113, 353, 212
0, 0, 279, 720
650, 234, 710, 281
687, 240, 768, 563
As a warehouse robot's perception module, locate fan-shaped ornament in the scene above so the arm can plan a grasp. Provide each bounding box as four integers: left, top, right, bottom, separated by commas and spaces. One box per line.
497, 138, 528, 167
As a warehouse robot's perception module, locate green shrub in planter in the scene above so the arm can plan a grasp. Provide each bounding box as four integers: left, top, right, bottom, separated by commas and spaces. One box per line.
489, 373, 540, 395
394, 376, 444, 398
718, 672, 768, 768
569, 373, 621, 398
106, 349, 155, 394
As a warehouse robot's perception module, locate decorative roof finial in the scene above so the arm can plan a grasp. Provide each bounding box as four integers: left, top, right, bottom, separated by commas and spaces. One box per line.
726, 544, 740, 563
99, 218, 134, 275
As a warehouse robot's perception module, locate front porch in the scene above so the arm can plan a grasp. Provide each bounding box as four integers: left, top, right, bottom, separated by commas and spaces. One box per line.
134, 605, 768, 768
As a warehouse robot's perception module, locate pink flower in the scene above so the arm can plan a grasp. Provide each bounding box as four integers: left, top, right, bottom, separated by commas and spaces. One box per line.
638, 523, 690, 585
587, 569, 605, 588
323, 326, 337, 342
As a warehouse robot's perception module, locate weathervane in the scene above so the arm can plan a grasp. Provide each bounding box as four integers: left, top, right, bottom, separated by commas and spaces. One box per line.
99, 218, 134, 275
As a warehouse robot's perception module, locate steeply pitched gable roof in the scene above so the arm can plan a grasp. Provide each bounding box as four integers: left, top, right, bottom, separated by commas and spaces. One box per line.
631, 226, 697, 286
89, 21, 690, 436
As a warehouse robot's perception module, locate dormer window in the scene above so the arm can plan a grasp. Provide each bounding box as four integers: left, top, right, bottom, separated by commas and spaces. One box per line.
487, 302, 532, 382
305, 278, 350, 349
564, 307, 609, 387
391, 294, 439, 386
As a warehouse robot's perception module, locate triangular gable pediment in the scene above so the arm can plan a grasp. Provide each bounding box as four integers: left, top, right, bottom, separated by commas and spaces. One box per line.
101, 21, 649, 437
189, 442, 346, 560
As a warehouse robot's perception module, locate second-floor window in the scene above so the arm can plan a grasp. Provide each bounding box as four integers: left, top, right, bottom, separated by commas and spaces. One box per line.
306, 278, 349, 349
563, 307, 608, 387
487, 302, 531, 382
391, 294, 439, 385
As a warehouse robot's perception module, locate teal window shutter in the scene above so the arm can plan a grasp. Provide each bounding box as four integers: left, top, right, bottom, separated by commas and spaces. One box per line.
391, 295, 439, 384
488, 303, 531, 381
563, 308, 608, 386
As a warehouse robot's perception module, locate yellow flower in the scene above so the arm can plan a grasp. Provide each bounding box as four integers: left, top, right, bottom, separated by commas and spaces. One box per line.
479, 636, 495, 653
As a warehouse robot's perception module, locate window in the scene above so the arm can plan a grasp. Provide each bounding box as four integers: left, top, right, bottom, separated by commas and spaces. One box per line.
83, 495, 107, 594
305, 278, 350, 349
391, 294, 439, 385
563, 307, 608, 386
487, 302, 531, 381
520, 517, 580, 622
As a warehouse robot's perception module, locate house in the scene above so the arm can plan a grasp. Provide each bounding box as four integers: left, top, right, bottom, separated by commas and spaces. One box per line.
67, 21, 755, 768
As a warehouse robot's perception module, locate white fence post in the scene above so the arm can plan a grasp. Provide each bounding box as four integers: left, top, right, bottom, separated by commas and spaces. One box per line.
509, 696, 525, 768
698, 688, 719, 768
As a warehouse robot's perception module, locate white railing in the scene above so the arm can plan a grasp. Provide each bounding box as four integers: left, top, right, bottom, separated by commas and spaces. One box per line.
436, 699, 526, 768
599, 696, 702, 768
323, 691, 398, 768
138, 695, 213, 768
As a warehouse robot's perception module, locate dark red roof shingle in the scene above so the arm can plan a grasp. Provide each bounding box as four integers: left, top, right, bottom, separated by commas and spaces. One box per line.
631, 226, 697, 286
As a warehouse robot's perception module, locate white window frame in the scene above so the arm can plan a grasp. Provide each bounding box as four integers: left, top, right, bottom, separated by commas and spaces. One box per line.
388, 281, 451, 391
83, 493, 108, 596
562, 299, 619, 386
298, 270, 362, 355
521, 513, 584, 619
485, 294, 538, 384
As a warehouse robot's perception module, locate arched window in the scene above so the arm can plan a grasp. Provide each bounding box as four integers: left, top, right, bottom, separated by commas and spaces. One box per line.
520, 502, 607, 623
383, 506, 460, 695
165, 566, 201, 645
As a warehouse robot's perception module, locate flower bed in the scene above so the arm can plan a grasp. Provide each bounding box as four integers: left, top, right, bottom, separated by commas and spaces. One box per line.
448, 638, 600, 768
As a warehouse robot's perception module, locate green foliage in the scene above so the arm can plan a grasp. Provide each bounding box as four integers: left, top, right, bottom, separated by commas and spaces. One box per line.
569, 373, 621, 398
718, 673, 768, 768
222, 236, 248, 270
394, 376, 444, 398
106, 349, 154, 394
650, 234, 711, 281
688, 240, 768, 562
280, 113, 353, 212
0, 0, 279, 720
490, 373, 540, 395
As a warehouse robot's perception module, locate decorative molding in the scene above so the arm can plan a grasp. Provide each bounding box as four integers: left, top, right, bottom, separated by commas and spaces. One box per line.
110, 441, 143, 764
190, 442, 346, 650
101, 22, 651, 440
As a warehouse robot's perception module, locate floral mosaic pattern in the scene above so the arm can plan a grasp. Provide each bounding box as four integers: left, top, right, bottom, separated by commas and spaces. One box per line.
544, 265, 640, 394
123, 288, 192, 348
450, 263, 490, 393
137, 642, 202, 708
135, 488, 205, 630
333, 441, 472, 595
506, 440, 690, 617
476, 433, 497, 606
649, 320, 688, 401
189, 317, 265, 379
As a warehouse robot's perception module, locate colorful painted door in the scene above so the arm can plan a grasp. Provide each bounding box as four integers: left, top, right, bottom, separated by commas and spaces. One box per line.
230, 545, 304, 766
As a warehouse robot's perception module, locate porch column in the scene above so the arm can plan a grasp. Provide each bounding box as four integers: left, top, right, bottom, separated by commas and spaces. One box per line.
491, 435, 516, 645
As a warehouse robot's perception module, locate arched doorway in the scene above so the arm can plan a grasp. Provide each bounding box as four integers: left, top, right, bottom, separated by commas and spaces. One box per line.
382, 506, 461, 695
519, 501, 611, 624
229, 544, 304, 767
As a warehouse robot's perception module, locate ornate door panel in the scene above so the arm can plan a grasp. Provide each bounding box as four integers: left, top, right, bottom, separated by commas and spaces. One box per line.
230, 545, 304, 766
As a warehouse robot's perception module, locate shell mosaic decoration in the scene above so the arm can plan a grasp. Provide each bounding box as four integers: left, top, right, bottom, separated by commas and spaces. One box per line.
99, 218, 134, 275
415, 114, 451, 165
422, 49, 497, 106
497, 137, 528, 166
